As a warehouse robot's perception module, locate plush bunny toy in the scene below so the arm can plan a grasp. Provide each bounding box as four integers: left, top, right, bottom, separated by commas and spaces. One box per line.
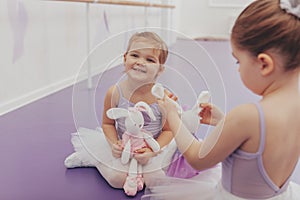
106, 101, 160, 196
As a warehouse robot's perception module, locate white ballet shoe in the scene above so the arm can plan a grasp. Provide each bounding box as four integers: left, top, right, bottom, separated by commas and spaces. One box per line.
64, 152, 94, 168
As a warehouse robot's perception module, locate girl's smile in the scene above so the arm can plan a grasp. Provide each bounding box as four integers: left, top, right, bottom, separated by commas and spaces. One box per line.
132, 66, 147, 73
124, 39, 164, 83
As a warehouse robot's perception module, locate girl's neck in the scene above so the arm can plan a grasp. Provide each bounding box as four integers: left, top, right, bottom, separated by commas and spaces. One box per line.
262, 69, 300, 99
123, 79, 154, 95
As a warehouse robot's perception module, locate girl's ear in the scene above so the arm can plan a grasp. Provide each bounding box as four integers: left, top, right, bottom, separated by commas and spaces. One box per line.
123, 53, 127, 62
257, 53, 274, 76
157, 65, 165, 76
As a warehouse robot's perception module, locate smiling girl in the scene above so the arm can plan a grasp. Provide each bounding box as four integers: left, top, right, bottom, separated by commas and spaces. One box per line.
64, 32, 176, 195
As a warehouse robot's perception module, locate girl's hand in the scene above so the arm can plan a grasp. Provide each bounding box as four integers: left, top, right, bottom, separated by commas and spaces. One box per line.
111, 140, 123, 158
158, 96, 179, 117
165, 90, 178, 101
199, 103, 224, 126
134, 147, 155, 165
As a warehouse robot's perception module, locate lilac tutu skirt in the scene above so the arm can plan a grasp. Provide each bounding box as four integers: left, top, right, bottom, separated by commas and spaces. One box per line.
166, 149, 199, 178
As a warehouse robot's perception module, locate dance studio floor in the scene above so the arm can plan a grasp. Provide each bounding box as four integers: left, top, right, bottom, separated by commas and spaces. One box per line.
1, 40, 299, 200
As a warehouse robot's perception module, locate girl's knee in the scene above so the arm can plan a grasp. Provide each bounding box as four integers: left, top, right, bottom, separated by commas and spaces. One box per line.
143, 170, 166, 187
105, 171, 127, 189
96, 163, 128, 188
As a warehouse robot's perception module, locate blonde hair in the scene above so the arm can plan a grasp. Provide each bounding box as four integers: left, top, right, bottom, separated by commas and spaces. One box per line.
232, 0, 300, 71
126, 32, 168, 64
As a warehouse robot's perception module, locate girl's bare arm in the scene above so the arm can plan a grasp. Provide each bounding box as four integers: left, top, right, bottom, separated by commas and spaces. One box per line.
102, 85, 123, 158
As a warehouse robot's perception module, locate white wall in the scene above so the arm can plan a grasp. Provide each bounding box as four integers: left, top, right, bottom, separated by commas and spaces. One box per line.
0, 0, 174, 115
175, 0, 253, 39
0, 0, 255, 115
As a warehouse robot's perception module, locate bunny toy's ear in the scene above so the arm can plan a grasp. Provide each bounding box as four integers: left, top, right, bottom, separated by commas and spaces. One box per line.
134, 101, 156, 121
106, 108, 129, 119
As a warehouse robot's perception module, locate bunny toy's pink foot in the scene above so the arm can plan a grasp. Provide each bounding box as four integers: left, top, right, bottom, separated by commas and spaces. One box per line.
136, 174, 144, 191
123, 176, 138, 196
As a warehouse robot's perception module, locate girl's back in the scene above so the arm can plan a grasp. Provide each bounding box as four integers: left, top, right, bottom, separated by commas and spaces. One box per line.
261, 89, 300, 188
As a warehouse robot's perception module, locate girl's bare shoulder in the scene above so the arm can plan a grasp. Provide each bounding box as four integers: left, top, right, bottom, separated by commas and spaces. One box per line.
226, 103, 260, 135
105, 84, 120, 107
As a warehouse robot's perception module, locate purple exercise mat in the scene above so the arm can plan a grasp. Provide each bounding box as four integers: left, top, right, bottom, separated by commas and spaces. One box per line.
0, 66, 144, 200
1, 40, 298, 200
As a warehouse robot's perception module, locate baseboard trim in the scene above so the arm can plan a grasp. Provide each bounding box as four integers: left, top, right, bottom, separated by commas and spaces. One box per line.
0, 65, 116, 116
0, 76, 76, 116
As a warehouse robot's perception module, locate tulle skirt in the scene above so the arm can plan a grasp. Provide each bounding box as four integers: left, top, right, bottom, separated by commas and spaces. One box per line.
142, 164, 300, 200
65, 127, 177, 173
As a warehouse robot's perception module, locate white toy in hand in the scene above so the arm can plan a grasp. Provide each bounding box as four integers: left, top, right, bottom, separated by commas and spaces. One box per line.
106, 101, 160, 196
152, 83, 210, 133
181, 90, 210, 133
152, 83, 183, 114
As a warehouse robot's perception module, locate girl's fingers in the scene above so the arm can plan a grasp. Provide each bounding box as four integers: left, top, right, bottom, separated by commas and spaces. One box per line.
167, 93, 178, 101
135, 148, 146, 153
113, 143, 123, 151
200, 103, 211, 109
165, 90, 178, 102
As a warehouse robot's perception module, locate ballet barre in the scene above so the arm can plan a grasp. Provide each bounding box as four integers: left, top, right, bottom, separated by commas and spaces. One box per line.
49, 0, 175, 9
